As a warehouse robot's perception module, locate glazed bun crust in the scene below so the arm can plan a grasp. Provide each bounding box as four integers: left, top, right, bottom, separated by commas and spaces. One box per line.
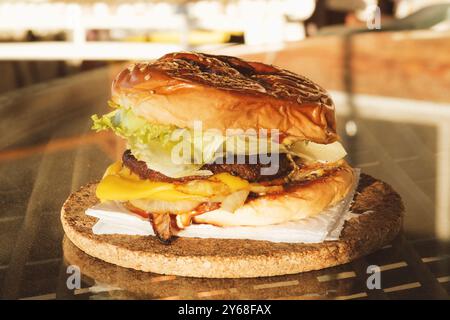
112, 52, 337, 144
194, 164, 356, 227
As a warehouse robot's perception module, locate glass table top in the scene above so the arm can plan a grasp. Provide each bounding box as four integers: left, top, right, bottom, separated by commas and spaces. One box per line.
0, 66, 448, 300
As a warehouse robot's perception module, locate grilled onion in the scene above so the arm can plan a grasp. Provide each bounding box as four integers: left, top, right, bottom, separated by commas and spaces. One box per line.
220, 190, 250, 213
129, 199, 201, 214
249, 184, 284, 194
174, 179, 229, 197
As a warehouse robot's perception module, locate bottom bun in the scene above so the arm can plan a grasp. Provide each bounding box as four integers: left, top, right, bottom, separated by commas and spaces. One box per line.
60, 174, 403, 278
195, 165, 356, 227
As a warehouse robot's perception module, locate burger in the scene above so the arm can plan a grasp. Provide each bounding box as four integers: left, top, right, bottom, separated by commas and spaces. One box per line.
91, 52, 354, 241
61, 52, 403, 278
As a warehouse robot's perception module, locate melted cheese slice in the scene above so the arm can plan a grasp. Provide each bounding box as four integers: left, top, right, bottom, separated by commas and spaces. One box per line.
96, 162, 250, 202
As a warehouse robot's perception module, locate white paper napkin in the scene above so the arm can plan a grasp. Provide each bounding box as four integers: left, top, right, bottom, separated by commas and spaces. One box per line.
87, 169, 360, 243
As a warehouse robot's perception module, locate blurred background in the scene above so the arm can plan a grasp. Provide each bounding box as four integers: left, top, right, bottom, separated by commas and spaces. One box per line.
1, 0, 449, 92
0, 0, 449, 300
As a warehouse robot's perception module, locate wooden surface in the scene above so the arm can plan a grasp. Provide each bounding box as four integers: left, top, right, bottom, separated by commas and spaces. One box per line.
225, 30, 450, 103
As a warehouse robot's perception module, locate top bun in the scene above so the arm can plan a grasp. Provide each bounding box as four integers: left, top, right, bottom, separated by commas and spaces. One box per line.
112, 52, 337, 144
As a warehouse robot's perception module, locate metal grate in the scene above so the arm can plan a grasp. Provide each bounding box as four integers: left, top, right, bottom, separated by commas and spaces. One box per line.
10, 235, 448, 300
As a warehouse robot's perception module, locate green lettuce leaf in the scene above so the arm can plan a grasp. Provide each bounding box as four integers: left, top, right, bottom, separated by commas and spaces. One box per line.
92, 108, 174, 145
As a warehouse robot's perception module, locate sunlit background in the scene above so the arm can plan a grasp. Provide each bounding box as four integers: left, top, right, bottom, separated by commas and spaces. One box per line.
0, 0, 449, 300
0, 0, 448, 87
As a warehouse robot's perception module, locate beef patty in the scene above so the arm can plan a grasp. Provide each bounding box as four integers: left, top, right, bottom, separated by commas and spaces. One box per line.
122, 150, 292, 183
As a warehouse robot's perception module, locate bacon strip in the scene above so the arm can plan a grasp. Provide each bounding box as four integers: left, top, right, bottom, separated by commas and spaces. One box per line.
127, 201, 221, 244
149, 213, 175, 244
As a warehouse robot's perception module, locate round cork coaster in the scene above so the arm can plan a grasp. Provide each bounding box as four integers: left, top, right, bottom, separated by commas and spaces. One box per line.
61, 174, 403, 278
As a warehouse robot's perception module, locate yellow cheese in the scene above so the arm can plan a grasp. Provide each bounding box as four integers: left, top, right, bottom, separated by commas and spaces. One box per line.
102, 160, 123, 178
96, 161, 250, 202
210, 172, 250, 192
